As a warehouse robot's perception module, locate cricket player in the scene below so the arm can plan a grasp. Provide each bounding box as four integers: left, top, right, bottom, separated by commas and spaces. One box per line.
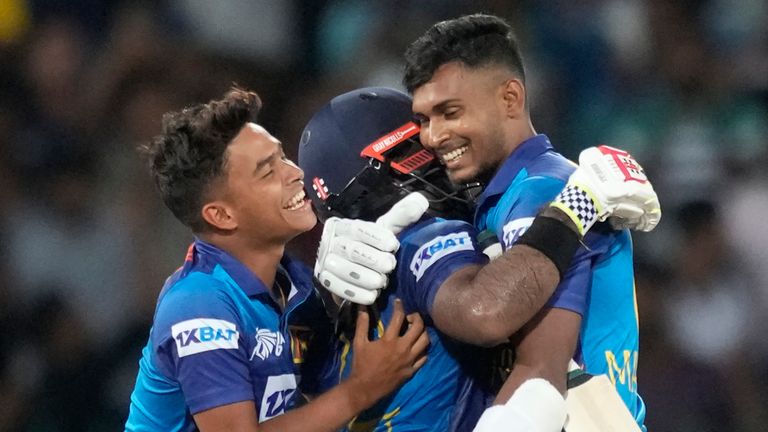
404, 14, 657, 430
124, 87, 430, 432
300, 87, 659, 431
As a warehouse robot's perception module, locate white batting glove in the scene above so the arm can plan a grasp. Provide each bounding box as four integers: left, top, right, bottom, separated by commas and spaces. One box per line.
550, 145, 661, 235
314, 193, 429, 305
473, 379, 566, 432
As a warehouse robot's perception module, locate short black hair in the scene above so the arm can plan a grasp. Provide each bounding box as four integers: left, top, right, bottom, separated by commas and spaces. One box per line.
403, 14, 526, 93
141, 87, 262, 232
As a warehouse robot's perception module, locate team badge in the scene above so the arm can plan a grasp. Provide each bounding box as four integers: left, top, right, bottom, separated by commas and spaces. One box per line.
250, 328, 285, 361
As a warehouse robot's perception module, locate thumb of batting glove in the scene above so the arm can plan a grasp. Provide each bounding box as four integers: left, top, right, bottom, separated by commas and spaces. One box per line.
314, 193, 430, 305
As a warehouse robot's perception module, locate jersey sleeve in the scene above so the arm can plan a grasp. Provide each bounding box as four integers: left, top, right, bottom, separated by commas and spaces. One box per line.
152, 274, 254, 415
495, 175, 566, 248
545, 250, 591, 313
395, 219, 489, 317
495, 175, 593, 315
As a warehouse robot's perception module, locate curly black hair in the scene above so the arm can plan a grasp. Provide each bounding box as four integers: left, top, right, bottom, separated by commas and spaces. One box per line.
141, 87, 262, 232
403, 14, 526, 93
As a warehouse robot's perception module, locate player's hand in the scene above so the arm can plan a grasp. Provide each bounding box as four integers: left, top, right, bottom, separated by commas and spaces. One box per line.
346, 299, 429, 408
473, 379, 566, 432
314, 193, 430, 305
551, 145, 661, 235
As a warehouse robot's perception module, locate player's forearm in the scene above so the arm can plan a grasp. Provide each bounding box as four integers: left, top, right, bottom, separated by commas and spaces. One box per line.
258, 378, 374, 432
494, 308, 580, 404
494, 360, 567, 405
432, 246, 561, 346
432, 210, 581, 347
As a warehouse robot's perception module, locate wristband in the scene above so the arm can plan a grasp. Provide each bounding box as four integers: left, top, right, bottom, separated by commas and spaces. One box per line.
549, 183, 600, 236
516, 215, 580, 278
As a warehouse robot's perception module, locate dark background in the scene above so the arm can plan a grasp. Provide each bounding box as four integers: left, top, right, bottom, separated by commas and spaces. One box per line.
0, 1, 766, 430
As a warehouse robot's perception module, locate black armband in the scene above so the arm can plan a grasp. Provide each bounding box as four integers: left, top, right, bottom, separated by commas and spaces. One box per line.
516, 215, 581, 278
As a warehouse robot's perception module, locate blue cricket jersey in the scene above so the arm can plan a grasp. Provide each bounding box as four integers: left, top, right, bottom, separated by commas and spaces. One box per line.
125, 239, 333, 431
332, 218, 493, 432
474, 134, 646, 429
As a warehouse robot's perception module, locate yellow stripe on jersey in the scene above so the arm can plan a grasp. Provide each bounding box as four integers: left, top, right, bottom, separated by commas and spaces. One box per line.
633, 280, 639, 326
338, 334, 351, 385
376, 319, 385, 339
0, 0, 30, 42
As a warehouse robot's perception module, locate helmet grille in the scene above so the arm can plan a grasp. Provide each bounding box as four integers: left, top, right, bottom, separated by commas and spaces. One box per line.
391, 149, 435, 174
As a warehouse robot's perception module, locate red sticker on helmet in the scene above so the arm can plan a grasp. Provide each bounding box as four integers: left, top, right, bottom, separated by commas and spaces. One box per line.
312, 177, 329, 200
391, 149, 435, 174
360, 122, 420, 162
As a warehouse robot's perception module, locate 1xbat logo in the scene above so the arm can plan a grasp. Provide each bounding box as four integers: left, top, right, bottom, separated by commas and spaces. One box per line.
176, 327, 237, 347
171, 318, 239, 357
410, 232, 474, 281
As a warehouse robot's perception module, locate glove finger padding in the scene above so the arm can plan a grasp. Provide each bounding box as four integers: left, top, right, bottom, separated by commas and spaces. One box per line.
314, 216, 395, 306
316, 270, 379, 305
312, 193, 428, 306
314, 216, 396, 278
642, 208, 662, 232
632, 209, 661, 232
608, 215, 641, 230
323, 253, 389, 290
610, 202, 645, 220
330, 237, 397, 273
608, 188, 661, 231
640, 193, 662, 231
332, 219, 400, 252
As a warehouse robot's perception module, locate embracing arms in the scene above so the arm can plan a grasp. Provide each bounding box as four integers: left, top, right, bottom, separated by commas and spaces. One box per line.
193, 301, 428, 432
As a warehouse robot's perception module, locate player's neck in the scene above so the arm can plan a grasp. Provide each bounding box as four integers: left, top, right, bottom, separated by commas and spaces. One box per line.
486, 120, 537, 182
202, 233, 284, 288
505, 119, 537, 158
235, 244, 284, 289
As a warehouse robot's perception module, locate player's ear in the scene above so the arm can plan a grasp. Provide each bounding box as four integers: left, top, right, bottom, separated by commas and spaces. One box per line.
501, 78, 526, 119
201, 201, 237, 230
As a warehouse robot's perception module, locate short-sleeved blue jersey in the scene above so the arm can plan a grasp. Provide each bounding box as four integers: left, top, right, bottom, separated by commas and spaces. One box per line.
474, 135, 646, 429
330, 218, 492, 432
125, 239, 332, 431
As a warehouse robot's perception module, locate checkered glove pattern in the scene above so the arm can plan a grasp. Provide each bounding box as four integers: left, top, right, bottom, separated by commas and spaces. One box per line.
551, 184, 600, 236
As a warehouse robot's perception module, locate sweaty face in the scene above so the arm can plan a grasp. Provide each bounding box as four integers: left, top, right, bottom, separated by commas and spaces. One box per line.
222, 123, 316, 244
412, 62, 514, 184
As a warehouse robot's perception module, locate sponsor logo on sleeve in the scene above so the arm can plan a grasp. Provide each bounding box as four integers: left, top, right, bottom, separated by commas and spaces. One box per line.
502, 217, 534, 249
410, 231, 474, 281
260, 374, 298, 421
171, 318, 239, 358
250, 328, 286, 361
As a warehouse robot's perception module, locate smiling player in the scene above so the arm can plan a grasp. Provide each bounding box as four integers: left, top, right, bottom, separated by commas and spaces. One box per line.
125, 87, 429, 432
